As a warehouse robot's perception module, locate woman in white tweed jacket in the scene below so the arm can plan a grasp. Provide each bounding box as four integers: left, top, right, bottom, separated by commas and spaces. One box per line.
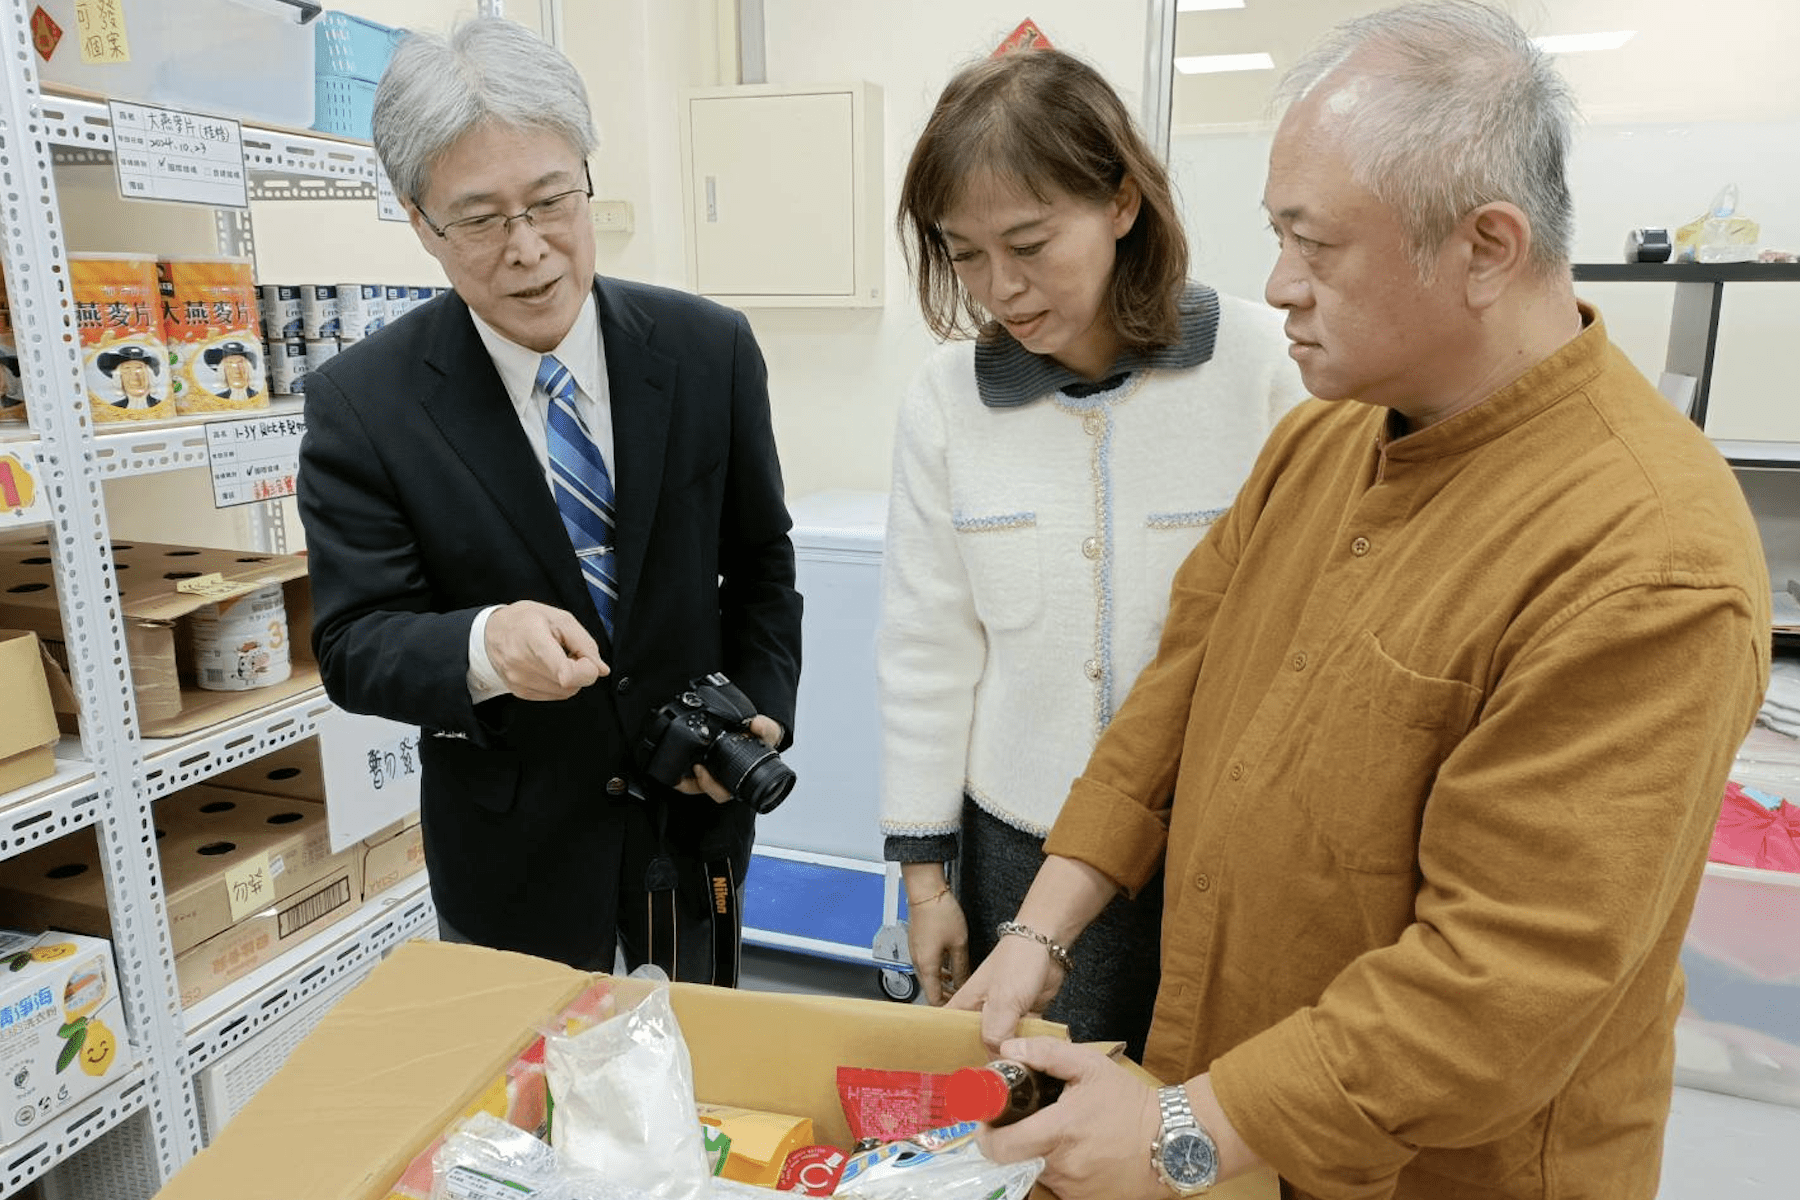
879, 47, 1305, 1056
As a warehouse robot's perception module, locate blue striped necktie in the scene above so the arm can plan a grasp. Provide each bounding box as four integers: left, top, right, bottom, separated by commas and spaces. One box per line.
538, 353, 617, 637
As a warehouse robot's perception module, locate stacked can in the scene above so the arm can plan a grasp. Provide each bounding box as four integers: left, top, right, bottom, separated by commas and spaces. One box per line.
258, 283, 303, 397
70, 253, 173, 424
156, 257, 268, 416
337, 283, 385, 342
300, 284, 340, 392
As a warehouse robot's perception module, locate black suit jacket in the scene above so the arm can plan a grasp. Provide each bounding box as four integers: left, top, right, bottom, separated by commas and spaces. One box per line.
296, 277, 802, 966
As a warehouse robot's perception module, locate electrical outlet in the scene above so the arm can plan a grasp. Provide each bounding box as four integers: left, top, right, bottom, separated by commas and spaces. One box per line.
591, 200, 635, 234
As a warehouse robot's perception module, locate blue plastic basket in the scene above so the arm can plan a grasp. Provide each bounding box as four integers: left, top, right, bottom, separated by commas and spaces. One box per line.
313, 72, 378, 141
315, 10, 405, 81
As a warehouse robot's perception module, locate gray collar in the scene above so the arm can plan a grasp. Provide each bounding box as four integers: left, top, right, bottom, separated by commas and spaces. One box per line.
974, 283, 1220, 408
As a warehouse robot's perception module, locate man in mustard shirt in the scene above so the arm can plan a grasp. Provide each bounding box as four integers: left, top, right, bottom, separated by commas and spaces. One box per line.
951, 4, 1772, 1198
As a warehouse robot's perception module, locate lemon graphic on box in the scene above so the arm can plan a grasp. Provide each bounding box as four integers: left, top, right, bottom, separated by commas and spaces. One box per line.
78, 1019, 117, 1077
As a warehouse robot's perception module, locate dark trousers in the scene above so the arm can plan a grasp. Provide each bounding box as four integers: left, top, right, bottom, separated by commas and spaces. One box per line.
960, 795, 1164, 1061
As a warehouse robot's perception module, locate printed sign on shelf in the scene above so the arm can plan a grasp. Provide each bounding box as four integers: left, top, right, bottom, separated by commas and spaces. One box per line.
109, 100, 248, 210
204, 412, 305, 508
0, 448, 49, 528
375, 162, 407, 223
318, 708, 423, 853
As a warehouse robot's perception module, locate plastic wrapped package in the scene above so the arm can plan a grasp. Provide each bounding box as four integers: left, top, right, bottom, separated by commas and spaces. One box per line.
543, 972, 711, 1200
430, 1113, 660, 1200
1674, 184, 1760, 264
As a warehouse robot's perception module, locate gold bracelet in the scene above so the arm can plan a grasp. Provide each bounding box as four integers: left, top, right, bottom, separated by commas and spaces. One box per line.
996, 919, 1075, 973
907, 883, 952, 907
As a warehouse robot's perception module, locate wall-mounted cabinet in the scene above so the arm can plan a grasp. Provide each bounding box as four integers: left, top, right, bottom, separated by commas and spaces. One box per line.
679, 81, 883, 308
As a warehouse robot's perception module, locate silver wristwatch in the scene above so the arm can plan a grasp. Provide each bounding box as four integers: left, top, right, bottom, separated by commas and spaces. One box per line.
1150, 1084, 1219, 1196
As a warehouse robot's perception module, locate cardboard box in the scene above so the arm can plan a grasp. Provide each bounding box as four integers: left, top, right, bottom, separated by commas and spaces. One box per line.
0, 540, 319, 738
209, 736, 326, 803
0, 929, 134, 1150
175, 857, 363, 1009
0, 785, 357, 958
0, 628, 58, 795
360, 819, 425, 900
153, 941, 1278, 1200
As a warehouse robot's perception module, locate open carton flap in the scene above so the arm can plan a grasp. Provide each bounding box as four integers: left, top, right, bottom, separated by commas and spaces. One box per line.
155, 939, 1278, 1200
154, 940, 588, 1200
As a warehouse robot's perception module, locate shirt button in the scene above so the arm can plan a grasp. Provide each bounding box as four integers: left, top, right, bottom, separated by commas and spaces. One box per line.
605, 776, 627, 796
1082, 536, 1101, 559
1292, 651, 1308, 672
1195, 873, 1212, 892
1082, 414, 1104, 436
1228, 762, 1244, 781
1351, 536, 1371, 557
1084, 659, 1101, 681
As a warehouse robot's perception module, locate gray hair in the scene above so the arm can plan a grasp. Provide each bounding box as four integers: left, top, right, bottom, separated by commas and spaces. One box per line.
372, 17, 599, 206
1276, 0, 1577, 278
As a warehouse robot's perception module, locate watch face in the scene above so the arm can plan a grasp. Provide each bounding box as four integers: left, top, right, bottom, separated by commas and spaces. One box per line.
1161, 1129, 1218, 1189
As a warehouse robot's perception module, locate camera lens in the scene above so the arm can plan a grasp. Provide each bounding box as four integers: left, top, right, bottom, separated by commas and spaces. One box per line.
706, 731, 796, 815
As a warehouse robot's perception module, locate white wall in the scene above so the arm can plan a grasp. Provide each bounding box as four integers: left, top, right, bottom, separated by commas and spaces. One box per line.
1172, 119, 1800, 445
748, 0, 1152, 496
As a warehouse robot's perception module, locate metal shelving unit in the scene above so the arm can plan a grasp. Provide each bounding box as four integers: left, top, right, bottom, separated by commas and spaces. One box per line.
0, 5, 422, 1192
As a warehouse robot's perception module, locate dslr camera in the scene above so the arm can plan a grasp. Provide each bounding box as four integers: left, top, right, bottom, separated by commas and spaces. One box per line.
637, 672, 796, 814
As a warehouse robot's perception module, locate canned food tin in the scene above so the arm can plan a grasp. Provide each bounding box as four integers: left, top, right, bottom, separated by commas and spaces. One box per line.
406, 285, 435, 310
258, 283, 302, 341
300, 283, 340, 341
71, 252, 172, 424
335, 282, 384, 341
270, 338, 308, 396
383, 284, 408, 326
304, 337, 340, 376
158, 256, 267, 415
190, 583, 291, 692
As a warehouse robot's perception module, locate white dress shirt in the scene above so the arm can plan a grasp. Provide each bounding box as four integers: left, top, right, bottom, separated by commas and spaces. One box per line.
463, 292, 614, 700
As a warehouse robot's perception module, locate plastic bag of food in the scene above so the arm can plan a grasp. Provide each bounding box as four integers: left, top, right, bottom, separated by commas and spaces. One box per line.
1674, 184, 1759, 263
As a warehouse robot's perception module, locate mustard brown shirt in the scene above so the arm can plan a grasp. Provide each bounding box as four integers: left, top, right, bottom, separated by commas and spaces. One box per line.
1045, 307, 1771, 1200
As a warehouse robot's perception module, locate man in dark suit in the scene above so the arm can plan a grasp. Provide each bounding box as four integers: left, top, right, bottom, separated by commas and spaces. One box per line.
296, 18, 801, 983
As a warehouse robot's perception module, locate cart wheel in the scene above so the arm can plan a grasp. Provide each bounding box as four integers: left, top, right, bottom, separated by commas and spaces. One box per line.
877, 967, 920, 1003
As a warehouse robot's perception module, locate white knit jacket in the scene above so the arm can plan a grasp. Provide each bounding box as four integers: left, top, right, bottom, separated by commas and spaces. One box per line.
878, 293, 1308, 846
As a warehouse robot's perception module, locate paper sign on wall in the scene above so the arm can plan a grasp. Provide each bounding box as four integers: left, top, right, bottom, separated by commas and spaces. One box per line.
74, 0, 130, 64
109, 100, 248, 209
992, 18, 1052, 57
205, 412, 306, 508
318, 708, 423, 854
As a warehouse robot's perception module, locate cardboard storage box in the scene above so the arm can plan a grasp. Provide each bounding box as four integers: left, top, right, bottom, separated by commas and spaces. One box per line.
211, 737, 425, 900
1676, 860, 1800, 1106
0, 628, 58, 795
210, 736, 326, 803
0, 786, 364, 1007
0, 929, 134, 1150
153, 940, 1277, 1200
0, 540, 318, 738
360, 818, 425, 900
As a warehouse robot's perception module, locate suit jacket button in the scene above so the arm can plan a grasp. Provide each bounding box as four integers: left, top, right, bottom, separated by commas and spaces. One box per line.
606, 776, 627, 796
616, 676, 632, 693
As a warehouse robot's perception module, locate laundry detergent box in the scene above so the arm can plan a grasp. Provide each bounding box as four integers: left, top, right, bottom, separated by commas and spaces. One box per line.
0, 929, 133, 1150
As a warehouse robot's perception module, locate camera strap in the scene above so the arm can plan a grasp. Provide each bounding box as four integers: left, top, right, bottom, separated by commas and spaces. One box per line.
640, 800, 742, 987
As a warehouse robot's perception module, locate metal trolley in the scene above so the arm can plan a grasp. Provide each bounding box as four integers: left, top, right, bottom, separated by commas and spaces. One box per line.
738, 491, 919, 1001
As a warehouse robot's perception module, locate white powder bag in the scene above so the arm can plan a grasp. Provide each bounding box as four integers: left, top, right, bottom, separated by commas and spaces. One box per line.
543, 980, 710, 1200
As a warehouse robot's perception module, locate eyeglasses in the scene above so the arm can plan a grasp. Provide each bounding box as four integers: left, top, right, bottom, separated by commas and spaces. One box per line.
416, 165, 594, 252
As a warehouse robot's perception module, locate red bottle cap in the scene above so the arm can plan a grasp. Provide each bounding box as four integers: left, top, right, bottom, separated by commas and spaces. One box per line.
944, 1065, 1011, 1122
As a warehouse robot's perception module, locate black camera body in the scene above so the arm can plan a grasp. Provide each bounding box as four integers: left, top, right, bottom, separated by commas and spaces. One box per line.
637, 672, 796, 814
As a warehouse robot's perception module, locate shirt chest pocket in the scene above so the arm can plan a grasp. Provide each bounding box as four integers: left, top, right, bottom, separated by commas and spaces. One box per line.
1143, 508, 1226, 605
952, 511, 1043, 632
1294, 630, 1482, 874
